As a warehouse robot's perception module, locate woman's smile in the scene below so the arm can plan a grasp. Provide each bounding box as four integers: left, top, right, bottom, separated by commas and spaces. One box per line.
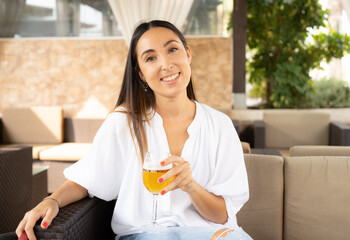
161, 72, 180, 84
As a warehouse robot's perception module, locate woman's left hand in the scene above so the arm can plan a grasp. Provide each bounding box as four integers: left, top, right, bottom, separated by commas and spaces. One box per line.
158, 155, 228, 224
158, 155, 195, 194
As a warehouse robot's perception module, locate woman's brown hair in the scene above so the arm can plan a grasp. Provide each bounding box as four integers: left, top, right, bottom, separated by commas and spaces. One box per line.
115, 20, 196, 161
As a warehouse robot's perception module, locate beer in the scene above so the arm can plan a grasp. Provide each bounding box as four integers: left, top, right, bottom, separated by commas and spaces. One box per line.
143, 169, 174, 194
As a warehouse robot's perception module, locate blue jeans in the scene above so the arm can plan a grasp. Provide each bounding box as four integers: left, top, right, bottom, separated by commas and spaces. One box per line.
119, 226, 253, 240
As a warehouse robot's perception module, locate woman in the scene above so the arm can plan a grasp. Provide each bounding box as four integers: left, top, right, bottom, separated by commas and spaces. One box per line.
16, 20, 251, 240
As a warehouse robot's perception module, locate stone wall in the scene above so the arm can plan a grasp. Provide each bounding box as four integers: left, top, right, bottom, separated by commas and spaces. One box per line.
0, 37, 232, 118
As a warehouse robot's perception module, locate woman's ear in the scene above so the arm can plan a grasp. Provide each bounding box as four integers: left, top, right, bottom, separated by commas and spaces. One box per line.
138, 70, 145, 81
186, 46, 192, 65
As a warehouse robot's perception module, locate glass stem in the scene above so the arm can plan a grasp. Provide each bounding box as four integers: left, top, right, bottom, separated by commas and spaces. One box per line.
152, 194, 158, 225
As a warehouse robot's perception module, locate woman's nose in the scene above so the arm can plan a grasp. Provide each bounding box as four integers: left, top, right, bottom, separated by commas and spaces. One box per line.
160, 56, 173, 70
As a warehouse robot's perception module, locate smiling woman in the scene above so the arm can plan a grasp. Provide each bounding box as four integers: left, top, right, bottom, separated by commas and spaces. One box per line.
116, 21, 197, 160
15, 20, 251, 240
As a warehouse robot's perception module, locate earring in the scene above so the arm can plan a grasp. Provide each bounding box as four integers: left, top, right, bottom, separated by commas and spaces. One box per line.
143, 81, 149, 92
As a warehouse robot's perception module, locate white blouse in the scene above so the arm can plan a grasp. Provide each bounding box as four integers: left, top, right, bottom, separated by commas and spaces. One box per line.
64, 101, 249, 237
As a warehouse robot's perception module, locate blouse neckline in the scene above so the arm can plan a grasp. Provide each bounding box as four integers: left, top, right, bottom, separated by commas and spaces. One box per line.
152, 101, 201, 136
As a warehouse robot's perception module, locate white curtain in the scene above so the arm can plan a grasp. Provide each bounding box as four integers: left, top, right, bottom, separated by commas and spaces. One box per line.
340, 0, 350, 23
107, 0, 194, 46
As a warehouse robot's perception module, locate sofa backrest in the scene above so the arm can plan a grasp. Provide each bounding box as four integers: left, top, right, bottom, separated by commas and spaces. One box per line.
64, 118, 104, 143
264, 111, 330, 148
2, 107, 63, 144
290, 145, 350, 156
237, 154, 284, 240
284, 156, 350, 240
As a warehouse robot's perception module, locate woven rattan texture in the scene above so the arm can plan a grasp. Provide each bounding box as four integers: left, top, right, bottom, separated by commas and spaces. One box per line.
0, 232, 17, 240
0, 146, 32, 233
34, 197, 115, 240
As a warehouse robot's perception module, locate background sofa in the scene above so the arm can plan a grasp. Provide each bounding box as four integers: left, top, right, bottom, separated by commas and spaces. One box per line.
242, 111, 350, 156
33, 117, 104, 192
25, 153, 350, 240
0, 107, 104, 193
0, 107, 64, 159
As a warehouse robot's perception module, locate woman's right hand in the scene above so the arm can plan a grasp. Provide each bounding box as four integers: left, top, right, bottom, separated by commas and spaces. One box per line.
15, 198, 59, 240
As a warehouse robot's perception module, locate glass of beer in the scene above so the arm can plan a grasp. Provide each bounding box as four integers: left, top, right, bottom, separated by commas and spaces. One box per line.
143, 152, 174, 229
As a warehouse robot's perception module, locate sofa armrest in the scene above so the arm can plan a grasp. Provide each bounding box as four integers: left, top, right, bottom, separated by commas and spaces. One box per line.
253, 120, 265, 148
34, 197, 116, 240
330, 121, 350, 146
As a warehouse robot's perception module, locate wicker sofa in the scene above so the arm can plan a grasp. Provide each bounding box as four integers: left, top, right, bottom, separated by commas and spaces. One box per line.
21, 153, 348, 240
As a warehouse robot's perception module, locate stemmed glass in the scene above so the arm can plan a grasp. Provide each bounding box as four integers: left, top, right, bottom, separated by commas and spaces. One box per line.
142, 152, 174, 231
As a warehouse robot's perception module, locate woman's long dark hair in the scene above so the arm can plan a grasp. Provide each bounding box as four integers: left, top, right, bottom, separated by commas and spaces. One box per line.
115, 20, 196, 162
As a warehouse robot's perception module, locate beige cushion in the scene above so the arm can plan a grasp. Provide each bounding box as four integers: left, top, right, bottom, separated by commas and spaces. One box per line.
241, 141, 251, 154
278, 148, 290, 157
31, 144, 57, 159
290, 145, 350, 157
237, 154, 284, 240
0, 144, 55, 159
2, 107, 63, 144
39, 143, 91, 161
284, 156, 350, 240
64, 118, 104, 143
264, 111, 330, 148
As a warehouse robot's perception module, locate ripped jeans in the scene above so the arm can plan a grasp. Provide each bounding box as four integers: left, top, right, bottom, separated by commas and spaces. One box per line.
119, 226, 253, 240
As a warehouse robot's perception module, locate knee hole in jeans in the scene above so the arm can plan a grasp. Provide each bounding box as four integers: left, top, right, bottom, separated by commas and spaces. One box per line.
210, 228, 235, 240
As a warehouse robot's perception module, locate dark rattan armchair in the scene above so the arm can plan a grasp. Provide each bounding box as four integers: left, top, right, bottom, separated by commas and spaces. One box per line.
0, 146, 32, 234
33, 197, 116, 240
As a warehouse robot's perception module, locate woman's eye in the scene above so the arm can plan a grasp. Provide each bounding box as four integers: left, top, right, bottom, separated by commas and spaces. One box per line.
146, 56, 155, 62
169, 47, 178, 53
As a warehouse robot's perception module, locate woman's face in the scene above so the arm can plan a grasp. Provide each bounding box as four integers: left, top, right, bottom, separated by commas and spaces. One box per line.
136, 27, 192, 101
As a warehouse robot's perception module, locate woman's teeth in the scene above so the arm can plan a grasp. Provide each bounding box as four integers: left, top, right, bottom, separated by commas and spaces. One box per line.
162, 73, 179, 82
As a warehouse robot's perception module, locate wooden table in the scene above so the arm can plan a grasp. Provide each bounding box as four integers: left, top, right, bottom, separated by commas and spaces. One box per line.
32, 164, 49, 207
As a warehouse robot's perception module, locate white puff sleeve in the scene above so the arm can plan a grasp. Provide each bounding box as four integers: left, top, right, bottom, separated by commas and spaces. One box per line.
205, 114, 249, 223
